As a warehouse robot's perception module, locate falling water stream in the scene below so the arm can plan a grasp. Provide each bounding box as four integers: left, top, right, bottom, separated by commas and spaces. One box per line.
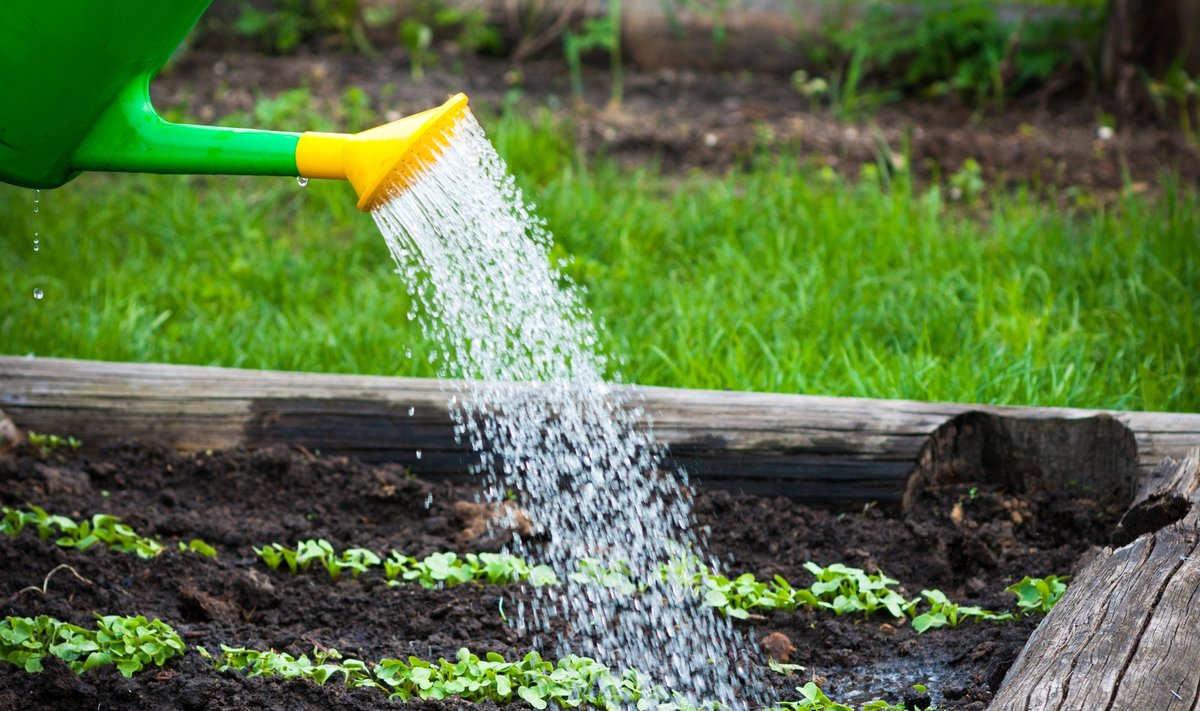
372, 112, 763, 708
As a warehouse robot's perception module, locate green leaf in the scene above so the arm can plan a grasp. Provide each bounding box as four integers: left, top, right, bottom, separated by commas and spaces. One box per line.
912, 612, 947, 633
496, 673, 513, 697
184, 539, 218, 558
518, 685, 549, 709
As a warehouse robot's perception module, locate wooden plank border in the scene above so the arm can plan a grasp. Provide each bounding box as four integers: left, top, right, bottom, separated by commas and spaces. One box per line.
2, 356, 1198, 507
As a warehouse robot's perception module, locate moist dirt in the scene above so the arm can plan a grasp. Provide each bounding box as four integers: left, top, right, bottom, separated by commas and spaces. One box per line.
0, 441, 1120, 710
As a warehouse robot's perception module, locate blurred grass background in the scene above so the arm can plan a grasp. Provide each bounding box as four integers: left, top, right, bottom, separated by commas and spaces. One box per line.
1, 94, 1196, 412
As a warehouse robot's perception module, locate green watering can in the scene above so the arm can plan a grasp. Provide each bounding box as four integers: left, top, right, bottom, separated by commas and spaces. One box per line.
0, 0, 468, 210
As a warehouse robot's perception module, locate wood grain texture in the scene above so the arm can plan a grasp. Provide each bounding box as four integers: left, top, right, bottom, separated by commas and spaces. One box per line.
989, 453, 1200, 710
2, 356, 1199, 507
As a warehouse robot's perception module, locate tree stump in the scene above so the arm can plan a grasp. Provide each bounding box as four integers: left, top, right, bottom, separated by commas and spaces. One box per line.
990, 451, 1200, 709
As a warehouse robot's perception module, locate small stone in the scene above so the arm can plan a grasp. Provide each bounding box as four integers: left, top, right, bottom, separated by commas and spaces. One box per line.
950, 502, 965, 526
0, 408, 21, 448
37, 464, 91, 496
454, 500, 534, 547
966, 576, 987, 596
760, 631, 796, 662
233, 568, 280, 610
179, 585, 237, 623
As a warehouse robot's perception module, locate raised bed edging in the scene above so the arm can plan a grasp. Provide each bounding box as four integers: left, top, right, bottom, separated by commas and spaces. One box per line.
2, 355, 1199, 509
989, 452, 1200, 709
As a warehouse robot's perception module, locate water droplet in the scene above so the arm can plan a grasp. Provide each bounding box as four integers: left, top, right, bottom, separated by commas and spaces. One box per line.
33, 189, 39, 214
415, 449, 422, 460
32, 288, 43, 300
408, 407, 415, 416
33, 239, 39, 252
296, 176, 309, 187
423, 493, 433, 509
404, 348, 412, 359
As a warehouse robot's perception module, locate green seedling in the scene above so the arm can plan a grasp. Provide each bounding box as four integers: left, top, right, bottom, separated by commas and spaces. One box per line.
0, 614, 183, 677
569, 558, 638, 595
338, 548, 383, 579
26, 431, 82, 456
206, 644, 695, 710
0, 506, 164, 559
772, 681, 935, 711
696, 571, 772, 619
254, 543, 299, 573
262, 541, 559, 588
409, 551, 478, 586
801, 562, 914, 618
775, 681, 853, 710
250, 537, 1057, 633
199, 644, 379, 689
911, 589, 1013, 633
1006, 575, 1068, 615
178, 539, 218, 558
202, 639, 930, 710
383, 550, 414, 581
767, 659, 805, 676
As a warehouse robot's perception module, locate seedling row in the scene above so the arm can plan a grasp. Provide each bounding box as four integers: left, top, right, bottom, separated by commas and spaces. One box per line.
1, 505, 1067, 632
0, 612, 929, 711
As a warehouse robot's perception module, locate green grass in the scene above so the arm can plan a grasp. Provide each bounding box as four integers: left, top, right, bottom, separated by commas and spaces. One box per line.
1, 98, 1196, 412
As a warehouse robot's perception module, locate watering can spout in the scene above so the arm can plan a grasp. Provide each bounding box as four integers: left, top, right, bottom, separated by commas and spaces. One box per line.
295, 93, 470, 211
70, 77, 469, 213
0, 0, 468, 212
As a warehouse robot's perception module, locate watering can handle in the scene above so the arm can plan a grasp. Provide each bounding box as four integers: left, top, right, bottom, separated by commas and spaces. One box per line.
71, 74, 301, 177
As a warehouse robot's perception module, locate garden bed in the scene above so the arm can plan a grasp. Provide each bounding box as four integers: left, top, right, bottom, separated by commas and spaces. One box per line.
0, 437, 1120, 710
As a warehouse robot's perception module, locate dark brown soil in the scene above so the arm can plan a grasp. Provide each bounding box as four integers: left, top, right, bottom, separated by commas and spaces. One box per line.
0, 440, 1121, 710
154, 49, 1200, 197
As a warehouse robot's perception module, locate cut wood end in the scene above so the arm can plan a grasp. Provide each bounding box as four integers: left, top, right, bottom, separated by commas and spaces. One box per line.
1112, 451, 1200, 545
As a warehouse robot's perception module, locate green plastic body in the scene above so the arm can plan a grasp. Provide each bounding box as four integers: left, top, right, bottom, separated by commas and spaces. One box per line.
0, 0, 299, 189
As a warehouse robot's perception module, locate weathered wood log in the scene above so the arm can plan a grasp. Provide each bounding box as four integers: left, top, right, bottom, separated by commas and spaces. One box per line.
2, 356, 1199, 509
989, 452, 1200, 710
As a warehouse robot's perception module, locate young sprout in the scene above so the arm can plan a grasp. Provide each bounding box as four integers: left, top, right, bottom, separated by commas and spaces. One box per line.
1, 506, 165, 559
1006, 575, 1068, 614
26, 431, 83, 456
178, 539, 218, 558
0, 614, 183, 678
